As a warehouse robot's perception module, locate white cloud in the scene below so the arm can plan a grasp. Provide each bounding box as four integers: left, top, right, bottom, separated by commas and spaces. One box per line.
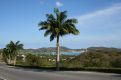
77, 3, 121, 28
71, 3, 121, 48
56, 1, 63, 7
38, 0, 44, 5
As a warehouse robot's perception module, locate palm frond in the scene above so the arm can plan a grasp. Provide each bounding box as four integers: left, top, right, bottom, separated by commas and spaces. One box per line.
60, 11, 67, 23
54, 8, 60, 21
38, 8, 79, 41
44, 30, 51, 37
65, 19, 78, 24
46, 14, 56, 21
17, 44, 24, 50
16, 41, 20, 45
38, 21, 51, 30
50, 34, 55, 41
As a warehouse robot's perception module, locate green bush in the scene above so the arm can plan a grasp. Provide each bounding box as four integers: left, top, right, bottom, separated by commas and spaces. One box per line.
111, 56, 121, 68
17, 53, 54, 67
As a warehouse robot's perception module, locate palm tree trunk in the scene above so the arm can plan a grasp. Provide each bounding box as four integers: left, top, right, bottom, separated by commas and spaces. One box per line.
56, 35, 60, 71
8, 55, 11, 64
13, 57, 16, 66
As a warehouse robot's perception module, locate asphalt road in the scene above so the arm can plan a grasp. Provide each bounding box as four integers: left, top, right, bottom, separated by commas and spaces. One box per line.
0, 64, 121, 80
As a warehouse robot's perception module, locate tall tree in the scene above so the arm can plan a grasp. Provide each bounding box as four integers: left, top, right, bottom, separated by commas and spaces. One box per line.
3, 48, 11, 64
7, 41, 23, 66
38, 8, 79, 70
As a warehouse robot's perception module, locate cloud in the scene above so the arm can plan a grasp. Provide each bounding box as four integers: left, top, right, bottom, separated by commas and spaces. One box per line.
77, 3, 121, 28
38, 0, 44, 5
70, 3, 121, 48
56, 1, 63, 7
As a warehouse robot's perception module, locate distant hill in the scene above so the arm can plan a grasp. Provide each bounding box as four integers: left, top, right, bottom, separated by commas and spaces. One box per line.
71, 47, 121, 62
1, 47, 121, 55
87, 47, 121, 53
0, 46, 84, 55
69, 47, 121, 67
22, 46, 84, 54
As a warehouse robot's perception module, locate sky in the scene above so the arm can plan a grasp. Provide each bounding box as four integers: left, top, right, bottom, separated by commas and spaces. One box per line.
0, 0, 121, 49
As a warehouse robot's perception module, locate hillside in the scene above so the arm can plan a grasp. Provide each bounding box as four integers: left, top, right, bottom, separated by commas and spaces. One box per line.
1, 47, 121, 55
22, 46, 84, 54
87, 47, 121, 51
69, 47, 121, 68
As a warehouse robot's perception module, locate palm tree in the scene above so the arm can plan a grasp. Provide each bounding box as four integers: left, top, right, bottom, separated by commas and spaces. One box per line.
38, 8, 79, 70
7, 41, 23, 66
3, 48, 11, 64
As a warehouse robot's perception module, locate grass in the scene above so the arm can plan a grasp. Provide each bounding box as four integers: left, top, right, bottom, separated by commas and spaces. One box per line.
10, 64, 121, 74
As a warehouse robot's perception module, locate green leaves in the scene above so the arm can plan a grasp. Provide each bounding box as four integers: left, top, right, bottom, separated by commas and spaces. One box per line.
44, 30, 51, 37
38, 8, 80, 42
3, 41, 24, 64
54, 8, 59, 14
65, 19, 78, 24
60, 11, 67, 22
50, 34, 55, 41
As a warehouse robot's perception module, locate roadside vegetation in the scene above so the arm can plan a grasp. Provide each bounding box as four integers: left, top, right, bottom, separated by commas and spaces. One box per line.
1, 43, 121, 73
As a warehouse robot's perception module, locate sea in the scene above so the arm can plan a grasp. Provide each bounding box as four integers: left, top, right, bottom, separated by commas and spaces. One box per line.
51, 51, 85, 55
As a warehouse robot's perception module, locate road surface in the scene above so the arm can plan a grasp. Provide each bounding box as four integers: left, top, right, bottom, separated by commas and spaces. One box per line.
0, 64, 121, 80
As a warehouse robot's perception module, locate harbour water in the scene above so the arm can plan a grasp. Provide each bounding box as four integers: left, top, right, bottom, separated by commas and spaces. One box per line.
51, 51, 85, 55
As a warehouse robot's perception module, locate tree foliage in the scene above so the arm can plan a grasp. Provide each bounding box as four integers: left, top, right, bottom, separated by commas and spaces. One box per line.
69, 48, 121, 68
2, 41, 23, 65
38, 8, 79, 41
